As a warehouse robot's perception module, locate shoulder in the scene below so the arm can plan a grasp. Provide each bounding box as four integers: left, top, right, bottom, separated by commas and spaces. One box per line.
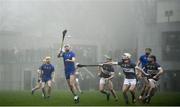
70, 51, 75, 56
140, 54, 145, 58
50, 64, 54, 67
40, 64, 45, 68
155, 62, 161, 67
130, 62, 136, 67
70, 51, 75, 54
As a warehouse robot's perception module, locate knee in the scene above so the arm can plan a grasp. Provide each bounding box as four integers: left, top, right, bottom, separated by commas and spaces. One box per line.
41, 85, 45, 88
69, 82, 74, 88
48, 84, 51, 88
129, 89, 134, 93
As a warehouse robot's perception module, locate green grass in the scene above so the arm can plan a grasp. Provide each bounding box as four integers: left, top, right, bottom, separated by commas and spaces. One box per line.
0, 90, 180, 106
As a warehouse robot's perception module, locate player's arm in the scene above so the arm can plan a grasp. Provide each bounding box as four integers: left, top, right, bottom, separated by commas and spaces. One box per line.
51, 72, 55, 82
66, 52, 76, 62
97, 66, 102, 76
153, 67, 164, 79
135, 66, 149, 76
136, 56, 142, 66
107, 72, 115, 80
65, 57, 75, 62
51, 66, 55, 82
136, 59, 141, 66
57, 49, 64, 58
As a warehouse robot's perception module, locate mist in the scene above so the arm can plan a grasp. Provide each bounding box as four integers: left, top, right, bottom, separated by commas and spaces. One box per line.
0, 0, 180, 91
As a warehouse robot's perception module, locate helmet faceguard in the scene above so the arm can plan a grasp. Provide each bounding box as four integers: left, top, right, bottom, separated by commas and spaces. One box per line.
122, 53, 131, 61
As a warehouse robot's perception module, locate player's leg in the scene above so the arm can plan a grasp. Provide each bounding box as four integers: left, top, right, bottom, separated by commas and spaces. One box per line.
74, 78, 82, 93
41, 82, 46, 98
31, 82, 41, 95
129, 79, 136, 103
144, 79, 156, 103
47, 80, 52, 98
139, 77, 148, 100
65, 72, 76, 96
70, 74, 80, 103
122, 79, 130, 104
99, 78, 110, 101
69, 74, 77, 96
108, 80, 118, 101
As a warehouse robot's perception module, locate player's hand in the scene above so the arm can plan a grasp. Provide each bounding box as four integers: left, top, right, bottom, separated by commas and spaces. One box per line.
57, 51, 63, 58
57, 53, 60, 58
77, 64, 84, 67
105, 78, 110, 81
153, 75, 158, 79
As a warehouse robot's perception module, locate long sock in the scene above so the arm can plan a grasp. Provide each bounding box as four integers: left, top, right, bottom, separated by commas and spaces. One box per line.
123, 92, 128, 103
100, 90, 108, 95
42, 88, 46, 97
47, 87, 51, 97
141, 89, 145, 96
110, 90, 117, 99
130, 91, 135, 100
70, 85, 76, 96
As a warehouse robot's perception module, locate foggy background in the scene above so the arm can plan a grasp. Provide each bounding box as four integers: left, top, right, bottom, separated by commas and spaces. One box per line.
0, 0, 180, 91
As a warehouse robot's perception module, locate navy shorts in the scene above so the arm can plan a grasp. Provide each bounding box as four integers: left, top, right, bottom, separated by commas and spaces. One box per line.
65, 71, 75, 80
42, 77, 51, 83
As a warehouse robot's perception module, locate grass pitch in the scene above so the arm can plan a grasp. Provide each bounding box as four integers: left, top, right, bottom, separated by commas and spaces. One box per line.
0, 90, 179, 106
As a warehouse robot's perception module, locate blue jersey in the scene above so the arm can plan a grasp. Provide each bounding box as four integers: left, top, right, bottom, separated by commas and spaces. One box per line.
40, 64, 54, 80
139, 54, 149, 68
62, 51, 76, 73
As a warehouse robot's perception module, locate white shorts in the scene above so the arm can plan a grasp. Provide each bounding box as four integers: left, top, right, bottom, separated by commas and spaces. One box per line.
123, 78, 136, 85
99, 77, 108, 85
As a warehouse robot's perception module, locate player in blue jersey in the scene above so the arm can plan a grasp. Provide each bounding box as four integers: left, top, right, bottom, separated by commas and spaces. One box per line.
57, 44, 79, 103
137, 48, 152, 68
40, 56, 55, 99
110, 53, 137, 104
98, 56, 118, 102
31, 59, 46, 95
136, 48, 152, 100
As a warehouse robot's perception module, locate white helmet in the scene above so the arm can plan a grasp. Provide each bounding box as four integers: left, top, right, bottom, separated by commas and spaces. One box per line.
122, 53, 131, 59
64, 44, 71, 48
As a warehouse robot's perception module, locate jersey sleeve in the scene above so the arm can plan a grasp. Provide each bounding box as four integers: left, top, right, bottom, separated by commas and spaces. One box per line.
156, 63, 161, 70
156, 63, 161, 67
